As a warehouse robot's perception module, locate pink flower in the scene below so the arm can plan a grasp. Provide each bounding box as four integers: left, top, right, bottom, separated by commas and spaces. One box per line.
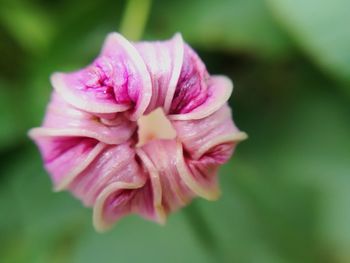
29, 33, 247, 231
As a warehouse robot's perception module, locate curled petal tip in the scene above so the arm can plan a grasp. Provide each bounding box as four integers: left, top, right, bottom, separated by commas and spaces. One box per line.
168, 75, 233, 121
51, 72, 130, 113
235, 131, 248, 141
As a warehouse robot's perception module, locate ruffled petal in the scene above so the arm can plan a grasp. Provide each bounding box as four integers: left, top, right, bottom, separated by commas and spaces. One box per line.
28, 131, 105, 190
137, 140, 195, 219
69, 143, 145, 207
51, 71, 131, 114
90, 144, 152, 231
51, 33, 152, 118
168, 76, 233, 120
101, 33, 152, 120
29, 92, 136, 144
175, 140, 220, 200
135, 33, 184, 114
171, 105, 247, 199
93, 181, 146, 232
171, 104, 247, 160
167, 44, 209, 114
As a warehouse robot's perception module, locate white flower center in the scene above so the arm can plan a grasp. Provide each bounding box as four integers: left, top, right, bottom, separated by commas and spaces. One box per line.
136, 108, 176, 147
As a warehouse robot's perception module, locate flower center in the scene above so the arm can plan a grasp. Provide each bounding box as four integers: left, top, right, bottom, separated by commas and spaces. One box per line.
136, 108, 176, 147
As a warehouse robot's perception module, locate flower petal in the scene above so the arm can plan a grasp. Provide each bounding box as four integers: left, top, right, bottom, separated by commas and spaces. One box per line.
93, 181, 146, 232
101, 33, 152, 120
30, 92, 136, 144
28, 131, 106, 190
69, 143, 145, 207
168, 75, 233, 120
138, 140, 195, 213
175, 140, 220, 200
51, 33, 152, 118
91, 143, 159, 231
51, 71, 130, 114
168, 44, 210, 116
171, 105, 247, 200
135, 33, 184, 114
171, 104, 247, 160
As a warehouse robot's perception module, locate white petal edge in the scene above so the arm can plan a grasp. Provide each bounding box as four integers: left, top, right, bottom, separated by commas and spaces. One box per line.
28, 127, 134, 145
175, 141, 220, 200
102, 32, 152, 121
136, 147, 167, 224
51, 73, 130, 114
54, 142, 106, 191
28, 128, 107, 191
168, 75, 233, 121
93, 180, 146, 232
193, 132, 248, 160
163, 33, 184, 114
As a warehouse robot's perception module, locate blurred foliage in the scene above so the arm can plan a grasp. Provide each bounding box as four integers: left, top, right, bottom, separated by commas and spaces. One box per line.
267, 0, 350, 87
0, 0, 349, 263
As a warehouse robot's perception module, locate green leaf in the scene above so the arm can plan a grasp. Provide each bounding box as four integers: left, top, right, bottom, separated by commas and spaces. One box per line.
71, 215, 212, 263
148, 0, 292, 57
0, 145, 90, 263
0, 80, 26, 150
267, 0, 350, 86
0, 1, 55, 54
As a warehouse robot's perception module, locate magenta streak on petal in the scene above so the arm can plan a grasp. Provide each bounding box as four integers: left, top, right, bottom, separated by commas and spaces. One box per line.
175, 140, 220, 200
169, 44, 209, 115
51, 72, 130, 114
28, 131, 106, 189
51, 33, 152, 117
168, 75, 233, 121
92, 166, 159, 231
93, 181, 146, 232
101, 33, 152, 120
83, 56, 131, 104
134, 33, 184, 114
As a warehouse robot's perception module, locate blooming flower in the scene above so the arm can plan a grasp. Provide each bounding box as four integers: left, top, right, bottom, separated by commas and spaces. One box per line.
29, 33, 247, 232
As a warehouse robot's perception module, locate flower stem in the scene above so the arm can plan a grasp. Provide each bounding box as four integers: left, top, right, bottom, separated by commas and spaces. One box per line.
120, 0, 152, 41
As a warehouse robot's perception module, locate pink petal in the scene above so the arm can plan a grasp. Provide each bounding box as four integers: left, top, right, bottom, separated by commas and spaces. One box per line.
175, 140, 221, 200
101, 33, 152, 120
93, 181, 147, 232
135, 33, 184, 114
30, 92, 136, 144
168, 45, 210, 115
28, 132, 106, 190
51, 33, 152, 119
69, 143, 145, 207
137, 140, 194, 219
169, 75, 233, 120
171, 104, 247, 160
171, 105, 247, 200
51, 71, 131, 114
91, 144, 157, 231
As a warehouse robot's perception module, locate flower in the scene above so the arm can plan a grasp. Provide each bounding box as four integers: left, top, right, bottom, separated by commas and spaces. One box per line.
29, 32, 247, 232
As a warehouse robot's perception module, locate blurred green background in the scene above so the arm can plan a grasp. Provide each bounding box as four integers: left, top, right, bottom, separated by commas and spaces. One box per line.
1, 0, 349, 262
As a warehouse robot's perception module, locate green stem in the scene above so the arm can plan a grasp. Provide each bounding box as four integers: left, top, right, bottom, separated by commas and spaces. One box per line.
120, 0, 152, 41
